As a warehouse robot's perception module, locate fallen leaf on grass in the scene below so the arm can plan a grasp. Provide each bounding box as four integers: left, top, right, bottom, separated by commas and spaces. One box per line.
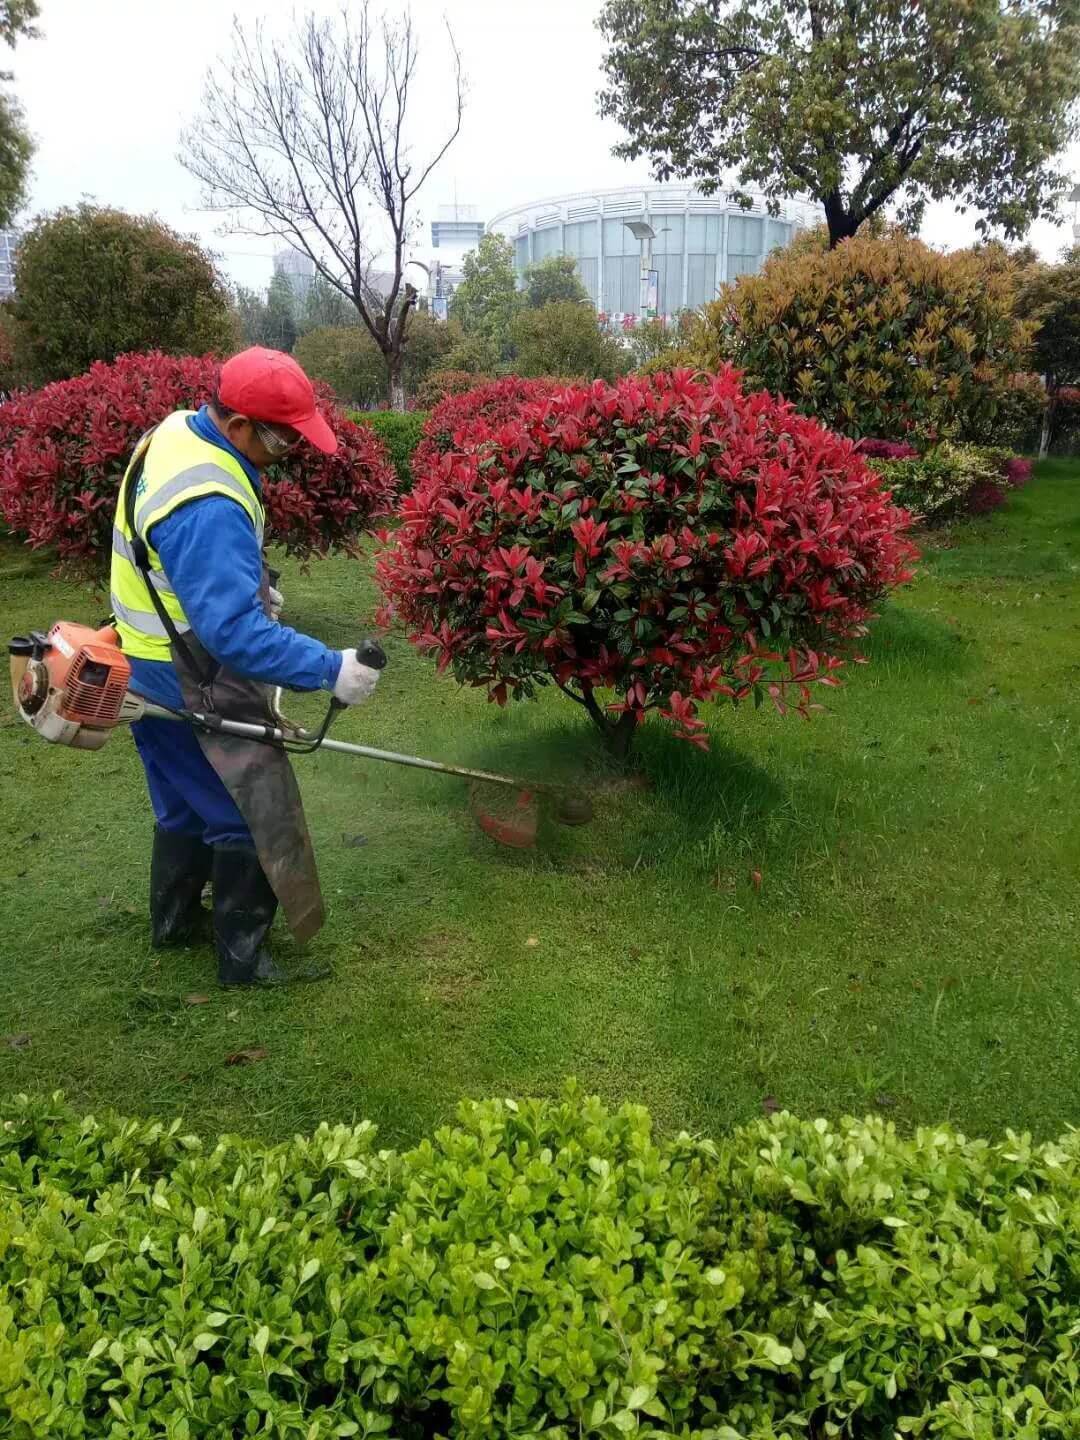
3, 1033, 31, 1051
224, 1047, 268, 1067
184, 994, 210, 1006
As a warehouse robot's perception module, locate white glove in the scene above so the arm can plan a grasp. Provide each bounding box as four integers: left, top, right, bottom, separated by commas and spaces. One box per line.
268, 585, 284, 621
333, 649, 380, 706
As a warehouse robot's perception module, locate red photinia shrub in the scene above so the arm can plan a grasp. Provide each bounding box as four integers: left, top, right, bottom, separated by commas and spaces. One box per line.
856, 437, 920, 461
410, 376, 565, 485
966, 480, 1008, 515
377, 367, 917, 756
1003, 457, 1033, 487
0, 350, 396, 568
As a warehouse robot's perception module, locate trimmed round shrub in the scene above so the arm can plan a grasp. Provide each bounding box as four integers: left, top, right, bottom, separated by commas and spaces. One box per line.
0, 350, 396, 568
694, 230, 1033, 443
2, 1086, 1079, 1438
378, 367, 916, 757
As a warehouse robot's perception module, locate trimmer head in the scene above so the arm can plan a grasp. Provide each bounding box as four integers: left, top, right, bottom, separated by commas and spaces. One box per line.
468, 781, 596, 849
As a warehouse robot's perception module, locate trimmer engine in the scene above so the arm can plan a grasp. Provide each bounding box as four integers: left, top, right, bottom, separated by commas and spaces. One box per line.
9, 622, 142, 749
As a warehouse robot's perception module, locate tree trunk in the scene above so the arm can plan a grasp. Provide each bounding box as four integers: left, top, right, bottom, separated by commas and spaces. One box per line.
577, 684, 640, 764
387, 349, 406, 413
1039, 390, 1054, 459
822, 192, 858, 249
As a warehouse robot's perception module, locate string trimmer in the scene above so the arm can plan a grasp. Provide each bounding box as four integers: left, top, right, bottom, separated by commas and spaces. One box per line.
8, 622, 594, 848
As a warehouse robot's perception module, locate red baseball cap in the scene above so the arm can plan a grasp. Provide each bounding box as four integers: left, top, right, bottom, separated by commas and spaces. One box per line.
218, 347, 338, 455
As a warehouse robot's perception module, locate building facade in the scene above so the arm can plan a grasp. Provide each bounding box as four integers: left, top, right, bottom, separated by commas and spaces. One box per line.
0, 230, 17, 299
273, 246, 315, 302
487, 185, 817, 319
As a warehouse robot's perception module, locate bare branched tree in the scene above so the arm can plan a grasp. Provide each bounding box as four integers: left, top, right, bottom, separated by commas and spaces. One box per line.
180, 5, 463, 411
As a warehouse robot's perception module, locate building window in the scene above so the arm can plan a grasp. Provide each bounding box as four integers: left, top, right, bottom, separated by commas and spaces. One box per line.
726, 214, 764, 280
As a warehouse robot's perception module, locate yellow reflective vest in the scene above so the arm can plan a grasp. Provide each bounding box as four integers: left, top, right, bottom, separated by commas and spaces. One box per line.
110, 411, 264, 662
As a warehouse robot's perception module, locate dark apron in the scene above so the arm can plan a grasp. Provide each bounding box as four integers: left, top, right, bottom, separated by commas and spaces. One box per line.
170, 568, 325, 943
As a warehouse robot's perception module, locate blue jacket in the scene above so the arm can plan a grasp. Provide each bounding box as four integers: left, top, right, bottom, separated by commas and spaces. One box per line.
126, 407, 342, 710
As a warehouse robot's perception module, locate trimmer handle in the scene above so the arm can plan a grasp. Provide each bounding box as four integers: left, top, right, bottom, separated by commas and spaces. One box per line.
356, 638, 388, 671
330, 637, 388, 711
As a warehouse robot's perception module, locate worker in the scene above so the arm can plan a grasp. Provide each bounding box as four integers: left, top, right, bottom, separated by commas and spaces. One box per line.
109, 347, 380, 986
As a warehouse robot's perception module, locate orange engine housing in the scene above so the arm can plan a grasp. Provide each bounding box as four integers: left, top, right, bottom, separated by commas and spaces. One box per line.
45, 622, 131, 726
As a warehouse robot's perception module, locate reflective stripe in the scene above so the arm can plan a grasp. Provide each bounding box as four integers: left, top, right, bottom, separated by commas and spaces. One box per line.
111, 526, 172, 593
109, 594, 191, 637
134, 463, 261, 538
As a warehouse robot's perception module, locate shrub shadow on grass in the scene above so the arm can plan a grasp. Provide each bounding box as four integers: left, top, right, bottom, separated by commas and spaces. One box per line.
859, 602, 978, 675
450, 708, 785, 874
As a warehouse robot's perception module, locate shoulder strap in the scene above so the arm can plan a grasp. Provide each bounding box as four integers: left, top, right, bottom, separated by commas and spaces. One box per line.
124, 424, 217, 691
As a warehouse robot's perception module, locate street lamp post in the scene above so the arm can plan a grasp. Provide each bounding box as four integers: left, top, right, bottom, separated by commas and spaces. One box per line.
624, 219, 658, 321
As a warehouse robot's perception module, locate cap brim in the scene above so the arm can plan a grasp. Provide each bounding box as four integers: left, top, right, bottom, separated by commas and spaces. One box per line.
293, 408, 338, 455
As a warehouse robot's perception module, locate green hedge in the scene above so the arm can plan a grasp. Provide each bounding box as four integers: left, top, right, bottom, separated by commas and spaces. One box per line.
350, 410, 427, 491
2, 1087, 1078, 1437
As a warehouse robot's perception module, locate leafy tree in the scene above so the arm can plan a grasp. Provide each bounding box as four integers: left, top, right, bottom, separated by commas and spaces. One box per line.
264, 271, 298, 353
0, 0, 36, 228
509, 301, 629, 381
523, 255, 589, 309
598, 0, 1080, 247
450, 233, 520, 366
295, 313, 464, 408
293, 325, 385, 408
1019, 247, 1080, 391
1016, 245, 1080, 452
401, 311, 464, 393
233, 284, 271, 348
11, 205, 236, 385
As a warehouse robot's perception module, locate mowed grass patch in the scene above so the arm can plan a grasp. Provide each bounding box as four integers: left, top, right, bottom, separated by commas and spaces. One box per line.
0, 461, 1077, 1144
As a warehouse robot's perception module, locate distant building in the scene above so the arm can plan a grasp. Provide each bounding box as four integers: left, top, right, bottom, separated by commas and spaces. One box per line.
0, 230, 17, 299
273, 246, 315, 302
431, 203, 484, 254
487, 184, 816, 319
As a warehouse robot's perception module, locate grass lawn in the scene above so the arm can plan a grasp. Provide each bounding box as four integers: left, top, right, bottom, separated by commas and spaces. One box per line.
1, 461, 1078, 1146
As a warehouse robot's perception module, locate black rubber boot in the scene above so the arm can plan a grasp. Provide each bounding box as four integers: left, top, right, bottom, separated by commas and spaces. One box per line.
212, 845, 287, 987
150, 826, 212, 948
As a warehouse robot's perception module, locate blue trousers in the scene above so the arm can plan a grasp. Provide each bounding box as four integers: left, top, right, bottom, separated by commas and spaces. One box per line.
131, 716, 253, 846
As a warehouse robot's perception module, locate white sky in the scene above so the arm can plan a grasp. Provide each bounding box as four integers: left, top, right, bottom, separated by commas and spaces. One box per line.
10, 0, 1080, 292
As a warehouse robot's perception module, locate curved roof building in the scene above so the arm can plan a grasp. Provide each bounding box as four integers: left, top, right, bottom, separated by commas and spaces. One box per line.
488, 184, 817, 319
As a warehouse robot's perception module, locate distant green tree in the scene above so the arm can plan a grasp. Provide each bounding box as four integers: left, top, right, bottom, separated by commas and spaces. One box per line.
12, 204, 236, 385
293, 325, 385, 407
1016, 245, 1080, 453
523, 255, 589, 309
0, 0, 39, 227
450, 233, 520, 366
264, 271, 298, 353
509, 301, 629, 381
233, 285, 271, 347
402, 311, 464, 392
300, 271, 353, 333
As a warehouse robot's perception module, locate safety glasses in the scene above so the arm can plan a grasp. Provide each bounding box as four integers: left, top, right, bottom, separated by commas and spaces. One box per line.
252, 418, 302, 457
